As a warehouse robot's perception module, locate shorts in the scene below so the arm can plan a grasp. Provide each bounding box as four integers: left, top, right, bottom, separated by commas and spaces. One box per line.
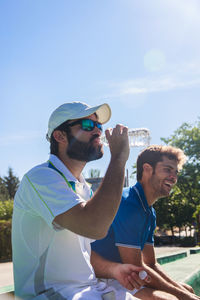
67, 279, 140, 299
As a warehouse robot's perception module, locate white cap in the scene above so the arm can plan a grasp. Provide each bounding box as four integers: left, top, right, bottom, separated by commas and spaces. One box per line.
46, 101, 111, 141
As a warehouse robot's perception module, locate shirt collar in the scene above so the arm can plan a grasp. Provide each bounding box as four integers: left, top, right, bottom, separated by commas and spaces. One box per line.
134, 182, 151, 211
48, 154, 92, 198
49, 154, 77, 182
48, 154, 87, 185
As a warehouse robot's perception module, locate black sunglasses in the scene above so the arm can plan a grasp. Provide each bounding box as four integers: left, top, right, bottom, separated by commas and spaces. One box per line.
68, 119, 103, 132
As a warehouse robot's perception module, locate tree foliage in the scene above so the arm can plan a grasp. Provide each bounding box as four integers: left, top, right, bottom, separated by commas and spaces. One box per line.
154, 184, 195, 236
2, 167, 20, 199
88, 169, 101, 178
0, 167, 18, 261
161, 119, 200, 162
0, 200, 13, 220
160, 119, 200, 243
0, 177, 9, 201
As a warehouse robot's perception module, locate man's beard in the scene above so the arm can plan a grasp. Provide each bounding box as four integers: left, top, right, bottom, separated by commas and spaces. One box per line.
150, 174, 171, 199
66, 131, 103, 162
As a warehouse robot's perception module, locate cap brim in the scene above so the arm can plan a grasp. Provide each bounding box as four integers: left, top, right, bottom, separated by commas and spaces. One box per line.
95, 103, 111, 124
78, 103, 111, 124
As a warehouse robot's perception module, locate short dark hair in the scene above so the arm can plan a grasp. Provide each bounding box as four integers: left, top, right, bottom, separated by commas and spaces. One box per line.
136, 145, 186, 181
50, 120, 70, 155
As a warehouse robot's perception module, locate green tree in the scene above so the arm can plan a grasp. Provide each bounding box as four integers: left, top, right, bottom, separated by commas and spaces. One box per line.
0, 177, 9, 201
0, 200, 13, 220
3, 168, 20, 199
161, 119, 200, 244
88, 169, 101, 178
155, 184, 195, 236
154, 197, 173, 233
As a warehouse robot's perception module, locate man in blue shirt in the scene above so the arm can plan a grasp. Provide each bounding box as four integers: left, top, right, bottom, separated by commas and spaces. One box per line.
92, 182, 156, 263
92, 145, 199, 300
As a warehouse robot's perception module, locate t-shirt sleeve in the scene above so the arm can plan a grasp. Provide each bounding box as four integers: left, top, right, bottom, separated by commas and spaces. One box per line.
113, 199, 146, 250
19, 167, 84, 229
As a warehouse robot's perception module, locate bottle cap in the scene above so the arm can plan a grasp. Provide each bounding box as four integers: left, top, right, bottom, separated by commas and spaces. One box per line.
139, 270, 147, 280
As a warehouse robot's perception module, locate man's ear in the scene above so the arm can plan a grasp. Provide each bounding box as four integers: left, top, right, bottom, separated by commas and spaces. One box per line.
53, 130, 67, 144
143, 163, 153, 175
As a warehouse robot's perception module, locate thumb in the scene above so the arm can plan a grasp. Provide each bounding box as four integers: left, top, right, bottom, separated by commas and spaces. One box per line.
130, 265, 143, 272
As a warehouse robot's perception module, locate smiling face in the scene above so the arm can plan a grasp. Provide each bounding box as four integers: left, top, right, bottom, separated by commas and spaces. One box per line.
149, 155, 178, 199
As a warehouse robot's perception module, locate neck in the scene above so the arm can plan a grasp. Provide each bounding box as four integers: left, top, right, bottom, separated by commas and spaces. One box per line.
57, 152, 86, 180
139, 181, 158, 206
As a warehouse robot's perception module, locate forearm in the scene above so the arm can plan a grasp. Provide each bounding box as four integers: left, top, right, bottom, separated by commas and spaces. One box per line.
144, 263, 198, 299
87, 125, 129, 237
152, 263, 198, 297
91, 250, 119, 279
153, 262, 189, 290
85, 158, 126, 236
91, 250, 145, 291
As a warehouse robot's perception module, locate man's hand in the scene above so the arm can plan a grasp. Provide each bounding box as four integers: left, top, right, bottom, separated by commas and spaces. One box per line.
105, 125, 129, 164
111, 263, 151, 291
180, 282, 195, 294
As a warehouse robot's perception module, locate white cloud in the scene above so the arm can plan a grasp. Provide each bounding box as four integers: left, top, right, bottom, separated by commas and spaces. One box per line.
104, 60, 200, 99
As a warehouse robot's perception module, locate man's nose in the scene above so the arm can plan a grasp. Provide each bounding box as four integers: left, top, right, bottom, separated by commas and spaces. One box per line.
93, 126, 102, 135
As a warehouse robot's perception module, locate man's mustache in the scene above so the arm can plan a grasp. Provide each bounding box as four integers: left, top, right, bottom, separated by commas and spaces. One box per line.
90, 134, 100, 142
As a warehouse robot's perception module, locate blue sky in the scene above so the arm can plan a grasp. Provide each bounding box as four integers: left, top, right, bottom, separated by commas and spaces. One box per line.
1, 0, 200, 184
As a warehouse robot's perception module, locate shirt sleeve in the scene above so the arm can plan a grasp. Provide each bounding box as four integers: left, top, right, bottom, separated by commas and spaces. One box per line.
19, 167, 84, 229
113, 198, 147, 250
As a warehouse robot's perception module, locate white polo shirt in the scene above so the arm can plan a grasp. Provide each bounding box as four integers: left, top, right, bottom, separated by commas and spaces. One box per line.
12, 154, 98, 299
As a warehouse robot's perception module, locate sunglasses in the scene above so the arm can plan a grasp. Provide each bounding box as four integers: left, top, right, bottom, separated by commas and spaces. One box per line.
68, 119, 103, 132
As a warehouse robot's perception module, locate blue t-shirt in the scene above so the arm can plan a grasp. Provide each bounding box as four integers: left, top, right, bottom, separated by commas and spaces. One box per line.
91, 182, 156, 263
